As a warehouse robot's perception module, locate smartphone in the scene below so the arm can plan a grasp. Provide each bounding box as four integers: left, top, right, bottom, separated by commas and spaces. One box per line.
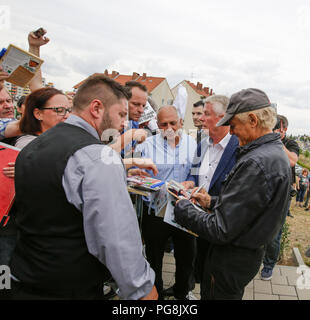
33, 27, 45, 38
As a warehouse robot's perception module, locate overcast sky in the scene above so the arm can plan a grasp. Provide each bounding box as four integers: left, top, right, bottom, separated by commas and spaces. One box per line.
1, 0, 310, 135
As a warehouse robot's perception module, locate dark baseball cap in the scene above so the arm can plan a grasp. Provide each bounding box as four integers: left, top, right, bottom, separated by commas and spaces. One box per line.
216, 88, 271, 127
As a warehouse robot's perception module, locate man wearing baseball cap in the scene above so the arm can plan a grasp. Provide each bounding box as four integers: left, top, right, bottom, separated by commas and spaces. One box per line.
174, 88, 292, 300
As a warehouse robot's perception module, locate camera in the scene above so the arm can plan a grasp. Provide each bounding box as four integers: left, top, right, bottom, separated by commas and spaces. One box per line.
290, 186, 297, 198
33, 27, 45, 38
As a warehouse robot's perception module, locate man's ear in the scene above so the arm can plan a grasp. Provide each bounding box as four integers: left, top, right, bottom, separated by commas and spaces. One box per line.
248, 113, 258, 127
89, 99, 103, 119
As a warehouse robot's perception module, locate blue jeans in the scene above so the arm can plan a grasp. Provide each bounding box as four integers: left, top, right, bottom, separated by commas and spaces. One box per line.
296, 188, 306, 202
263, 197, 291, 270
0, 234, 17, 266
304, 189, 310, 207
263, 227, 282, 270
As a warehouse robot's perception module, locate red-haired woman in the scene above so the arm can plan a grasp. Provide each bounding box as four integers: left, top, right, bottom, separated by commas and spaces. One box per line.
15, 87, 71, 149
2, 87, 71, 179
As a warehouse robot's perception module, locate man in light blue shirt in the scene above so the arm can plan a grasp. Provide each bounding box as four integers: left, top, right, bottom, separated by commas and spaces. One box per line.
135, 106, 197, 300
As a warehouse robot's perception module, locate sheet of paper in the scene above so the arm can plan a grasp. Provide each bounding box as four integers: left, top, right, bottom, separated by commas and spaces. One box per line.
163, 193, 198, 236
0, 44, 43, 87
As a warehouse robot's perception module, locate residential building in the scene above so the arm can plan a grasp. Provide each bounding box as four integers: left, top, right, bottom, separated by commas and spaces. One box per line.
171, 80, 214, 133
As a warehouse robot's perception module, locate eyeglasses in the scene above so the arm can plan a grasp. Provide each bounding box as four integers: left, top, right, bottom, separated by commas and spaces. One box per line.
40, 106, 72, 116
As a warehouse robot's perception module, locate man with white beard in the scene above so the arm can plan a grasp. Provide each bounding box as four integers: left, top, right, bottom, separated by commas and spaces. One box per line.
135, 106, 197, 300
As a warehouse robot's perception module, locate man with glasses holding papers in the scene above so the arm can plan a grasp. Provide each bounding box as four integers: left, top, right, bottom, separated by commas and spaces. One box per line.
135, 105, 197, 300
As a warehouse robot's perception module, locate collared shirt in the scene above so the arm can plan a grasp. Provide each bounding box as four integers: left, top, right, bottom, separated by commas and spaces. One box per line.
135, 132, 197, 182
198, 133, 231, 190
62, 115, 155, 300
135, 132, 197, 208
121, 120, 139, 158
0, 118, 16, 140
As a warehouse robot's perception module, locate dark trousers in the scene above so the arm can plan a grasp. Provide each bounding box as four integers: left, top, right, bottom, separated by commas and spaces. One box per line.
304, 189, 310, 207
263, 198, 290, 269
0, 234, 17, 266
194, 238, 210, 284
200, 243, 264, 300
296, 188, 306, 202
263, 227, 282, 269
142, 206, 196, 299
9, 280, 104, 300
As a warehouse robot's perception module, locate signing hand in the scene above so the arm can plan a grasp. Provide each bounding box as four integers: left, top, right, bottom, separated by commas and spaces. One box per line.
190, 187, 211, 209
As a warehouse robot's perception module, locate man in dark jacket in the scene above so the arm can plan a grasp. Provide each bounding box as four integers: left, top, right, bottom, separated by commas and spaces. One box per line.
174, 88, 292, 300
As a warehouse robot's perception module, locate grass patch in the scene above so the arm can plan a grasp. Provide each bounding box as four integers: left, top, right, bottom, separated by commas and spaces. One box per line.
279, 202, 310, 267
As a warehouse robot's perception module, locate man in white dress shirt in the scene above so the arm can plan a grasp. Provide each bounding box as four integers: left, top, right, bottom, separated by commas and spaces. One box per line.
183, 95, 239, 286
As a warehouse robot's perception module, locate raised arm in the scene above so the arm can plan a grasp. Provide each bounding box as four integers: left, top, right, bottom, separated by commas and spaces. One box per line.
110, 129, 147, 153
28, 28, 50, 92
0, 66, 10, 85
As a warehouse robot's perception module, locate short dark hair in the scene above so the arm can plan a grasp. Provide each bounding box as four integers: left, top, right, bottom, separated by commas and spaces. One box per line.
20, 87, 64, 135
124, 81, 147, 95
193, 100, 204, 108
17, 95, 26, 108
74, 75, 129, 111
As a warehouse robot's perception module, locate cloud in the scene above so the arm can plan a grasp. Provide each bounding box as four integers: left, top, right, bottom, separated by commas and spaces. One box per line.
2, 0, 310, 134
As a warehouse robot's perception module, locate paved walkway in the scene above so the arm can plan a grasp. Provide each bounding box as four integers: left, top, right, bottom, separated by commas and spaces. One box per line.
162, 252, 310, 300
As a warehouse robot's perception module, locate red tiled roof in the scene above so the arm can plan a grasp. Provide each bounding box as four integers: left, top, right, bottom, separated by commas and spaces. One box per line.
185, 80, 213, 97
73, 71, 166, 93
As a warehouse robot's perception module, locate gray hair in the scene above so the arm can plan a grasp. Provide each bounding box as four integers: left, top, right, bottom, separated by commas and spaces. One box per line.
157, 105, 179, 118
236, 106, 277, 130
204, 95, 229, 116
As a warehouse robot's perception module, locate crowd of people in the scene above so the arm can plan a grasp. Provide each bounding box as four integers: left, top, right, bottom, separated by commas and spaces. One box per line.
0, 28, 305, 301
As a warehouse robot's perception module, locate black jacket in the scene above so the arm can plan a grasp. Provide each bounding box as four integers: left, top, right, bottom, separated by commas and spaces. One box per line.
175, 133, 291, 249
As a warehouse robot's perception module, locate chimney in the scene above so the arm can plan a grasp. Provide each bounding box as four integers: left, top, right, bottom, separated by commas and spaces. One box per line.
203, 87, 209, 95
196, 82, 203, 91
210, 89, 213, 95
104, 69, 109, 76
111, 70, 119, 78
132, 72, 140, 80
142, 72, 147, 80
